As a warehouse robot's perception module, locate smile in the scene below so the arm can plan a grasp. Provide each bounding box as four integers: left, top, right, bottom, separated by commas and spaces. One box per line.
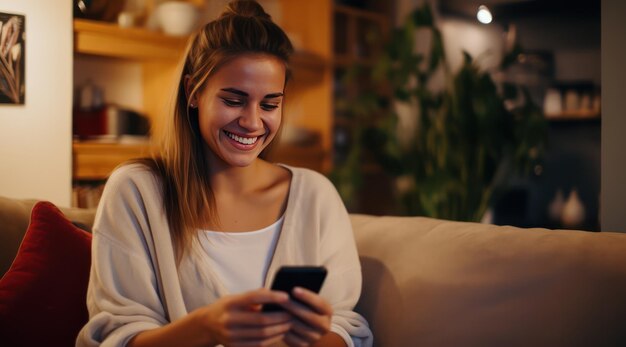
223, 130, 260, 145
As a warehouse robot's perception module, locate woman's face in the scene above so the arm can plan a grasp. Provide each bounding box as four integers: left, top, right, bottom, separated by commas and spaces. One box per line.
193, 54, 286, 169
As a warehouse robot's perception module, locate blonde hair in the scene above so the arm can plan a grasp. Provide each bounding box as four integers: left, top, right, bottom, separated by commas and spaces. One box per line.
136, 0, 293, 262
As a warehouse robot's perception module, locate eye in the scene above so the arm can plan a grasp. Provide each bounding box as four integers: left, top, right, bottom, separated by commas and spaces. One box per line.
222, 98, 244, 107
261, 103, 279, 111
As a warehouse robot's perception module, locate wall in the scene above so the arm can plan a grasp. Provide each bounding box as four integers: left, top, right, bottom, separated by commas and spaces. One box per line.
506, 13, 601, 230
439, 19, 504, 72
0, 0, 73, 206
601, 0, 626, 232
514, 15, 601, 85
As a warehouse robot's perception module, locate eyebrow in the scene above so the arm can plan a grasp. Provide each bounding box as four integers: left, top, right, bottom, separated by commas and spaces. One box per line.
220, 88, 284, 99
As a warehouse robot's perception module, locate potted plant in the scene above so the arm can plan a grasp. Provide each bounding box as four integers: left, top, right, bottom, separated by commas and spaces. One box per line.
332, 3, 547, 222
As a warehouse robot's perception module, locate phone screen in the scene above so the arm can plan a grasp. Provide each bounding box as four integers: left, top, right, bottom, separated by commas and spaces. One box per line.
262, 266, 327, 312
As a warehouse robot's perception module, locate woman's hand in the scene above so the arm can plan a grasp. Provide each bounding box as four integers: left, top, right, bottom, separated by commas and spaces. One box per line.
196, 288, 292, 347
280, 287, 334, 347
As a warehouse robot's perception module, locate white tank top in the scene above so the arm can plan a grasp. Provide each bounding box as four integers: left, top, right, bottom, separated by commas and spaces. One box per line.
199, 215, 284, 294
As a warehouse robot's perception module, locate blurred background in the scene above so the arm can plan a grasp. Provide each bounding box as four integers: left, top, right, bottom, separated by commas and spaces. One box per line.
1, 0, 617, 231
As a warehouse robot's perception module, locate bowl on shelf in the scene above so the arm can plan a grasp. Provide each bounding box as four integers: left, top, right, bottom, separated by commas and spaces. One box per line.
155, 1, 199, 37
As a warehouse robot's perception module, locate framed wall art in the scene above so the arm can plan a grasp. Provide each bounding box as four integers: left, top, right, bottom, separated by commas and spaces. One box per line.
0, 12, 25, 105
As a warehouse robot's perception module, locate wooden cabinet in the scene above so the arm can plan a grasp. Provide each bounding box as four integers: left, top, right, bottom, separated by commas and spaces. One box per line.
73, 142, 153, 180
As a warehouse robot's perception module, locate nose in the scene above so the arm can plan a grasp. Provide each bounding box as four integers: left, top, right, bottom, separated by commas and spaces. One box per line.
238, 104, 264, 132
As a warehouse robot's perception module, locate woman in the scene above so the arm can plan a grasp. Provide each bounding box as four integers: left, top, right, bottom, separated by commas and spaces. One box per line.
77, 1, 372, 346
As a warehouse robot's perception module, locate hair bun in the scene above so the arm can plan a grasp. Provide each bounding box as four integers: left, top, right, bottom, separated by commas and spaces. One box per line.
222, 0, 271, 20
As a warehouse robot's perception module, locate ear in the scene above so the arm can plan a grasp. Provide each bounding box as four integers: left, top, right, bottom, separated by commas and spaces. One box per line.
184, 75, 197, 107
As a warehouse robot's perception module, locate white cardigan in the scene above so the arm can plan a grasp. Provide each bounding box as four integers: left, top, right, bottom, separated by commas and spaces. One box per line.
76, 163, 372, 347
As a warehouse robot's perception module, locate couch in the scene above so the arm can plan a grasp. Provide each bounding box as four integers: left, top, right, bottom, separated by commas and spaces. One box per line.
1, 195, 626, 346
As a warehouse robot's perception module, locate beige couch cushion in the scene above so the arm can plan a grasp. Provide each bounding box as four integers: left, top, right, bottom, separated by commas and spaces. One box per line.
0, 196, 95, 277
0, 197, 36, 277
351, 214, 626, 346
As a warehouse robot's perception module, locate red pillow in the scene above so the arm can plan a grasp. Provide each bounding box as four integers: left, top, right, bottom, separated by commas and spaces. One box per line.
0, 201, 92, 347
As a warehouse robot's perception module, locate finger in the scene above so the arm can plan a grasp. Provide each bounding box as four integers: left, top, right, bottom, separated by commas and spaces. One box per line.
289, 318, 323, 343
283, 331, 310, 347
292, 287, 333, 315
224, 311, 291, 328
280, 299, 331, 333
227, 288, 290, 309
231, 332, 287, 347
258, 333, 289, 347
227, 321, 292, 340
283, 287, 333, 333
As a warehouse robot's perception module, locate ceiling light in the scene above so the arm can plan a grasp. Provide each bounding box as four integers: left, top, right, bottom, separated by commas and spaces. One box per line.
477, 5, 493, 24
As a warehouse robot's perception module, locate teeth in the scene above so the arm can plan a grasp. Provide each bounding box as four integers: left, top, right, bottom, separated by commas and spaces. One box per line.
225, 131, 258, 145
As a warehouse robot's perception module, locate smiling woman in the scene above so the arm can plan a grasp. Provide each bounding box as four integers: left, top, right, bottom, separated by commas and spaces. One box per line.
75, 1, 372, 347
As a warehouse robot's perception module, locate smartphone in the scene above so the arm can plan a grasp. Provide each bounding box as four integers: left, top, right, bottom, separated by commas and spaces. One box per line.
262, 266, 328, 312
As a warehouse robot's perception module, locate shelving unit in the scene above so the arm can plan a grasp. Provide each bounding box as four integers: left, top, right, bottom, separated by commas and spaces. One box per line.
330, 2, 395, 215
72, 19, 184, 206
331, 2, 390, 163
333, 4, 389, 67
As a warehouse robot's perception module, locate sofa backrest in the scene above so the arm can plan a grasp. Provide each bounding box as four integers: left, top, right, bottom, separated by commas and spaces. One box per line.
350, 214, 626, 346
2, 197, 626, 346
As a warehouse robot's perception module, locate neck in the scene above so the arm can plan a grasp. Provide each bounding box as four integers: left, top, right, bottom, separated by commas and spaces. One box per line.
208, 159, 265, 195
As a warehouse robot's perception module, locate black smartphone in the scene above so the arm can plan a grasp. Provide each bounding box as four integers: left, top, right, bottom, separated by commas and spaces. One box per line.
262, 266, 328, 312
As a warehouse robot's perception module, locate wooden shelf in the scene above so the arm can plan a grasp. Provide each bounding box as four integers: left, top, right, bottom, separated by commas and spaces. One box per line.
74, 19, 188, 61
546, 110, 601, 122
334, 4, 389, 23
75, 19, 328, 68
73, 141, 154, 180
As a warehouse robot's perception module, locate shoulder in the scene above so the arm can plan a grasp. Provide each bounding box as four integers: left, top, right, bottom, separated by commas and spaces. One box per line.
100, 162, 163, 209
106, 162, 160, 191
92, 164, 167, 266
281, 165, 343, 207
284, 165, 336, 192
109, 161, 158, 181
95, 162, 166, 242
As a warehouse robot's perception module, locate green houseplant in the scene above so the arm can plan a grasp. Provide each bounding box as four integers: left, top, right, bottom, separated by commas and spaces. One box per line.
332, 3, 547, 222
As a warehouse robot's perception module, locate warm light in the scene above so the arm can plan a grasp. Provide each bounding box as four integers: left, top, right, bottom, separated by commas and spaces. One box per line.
477, 5, 493, 24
